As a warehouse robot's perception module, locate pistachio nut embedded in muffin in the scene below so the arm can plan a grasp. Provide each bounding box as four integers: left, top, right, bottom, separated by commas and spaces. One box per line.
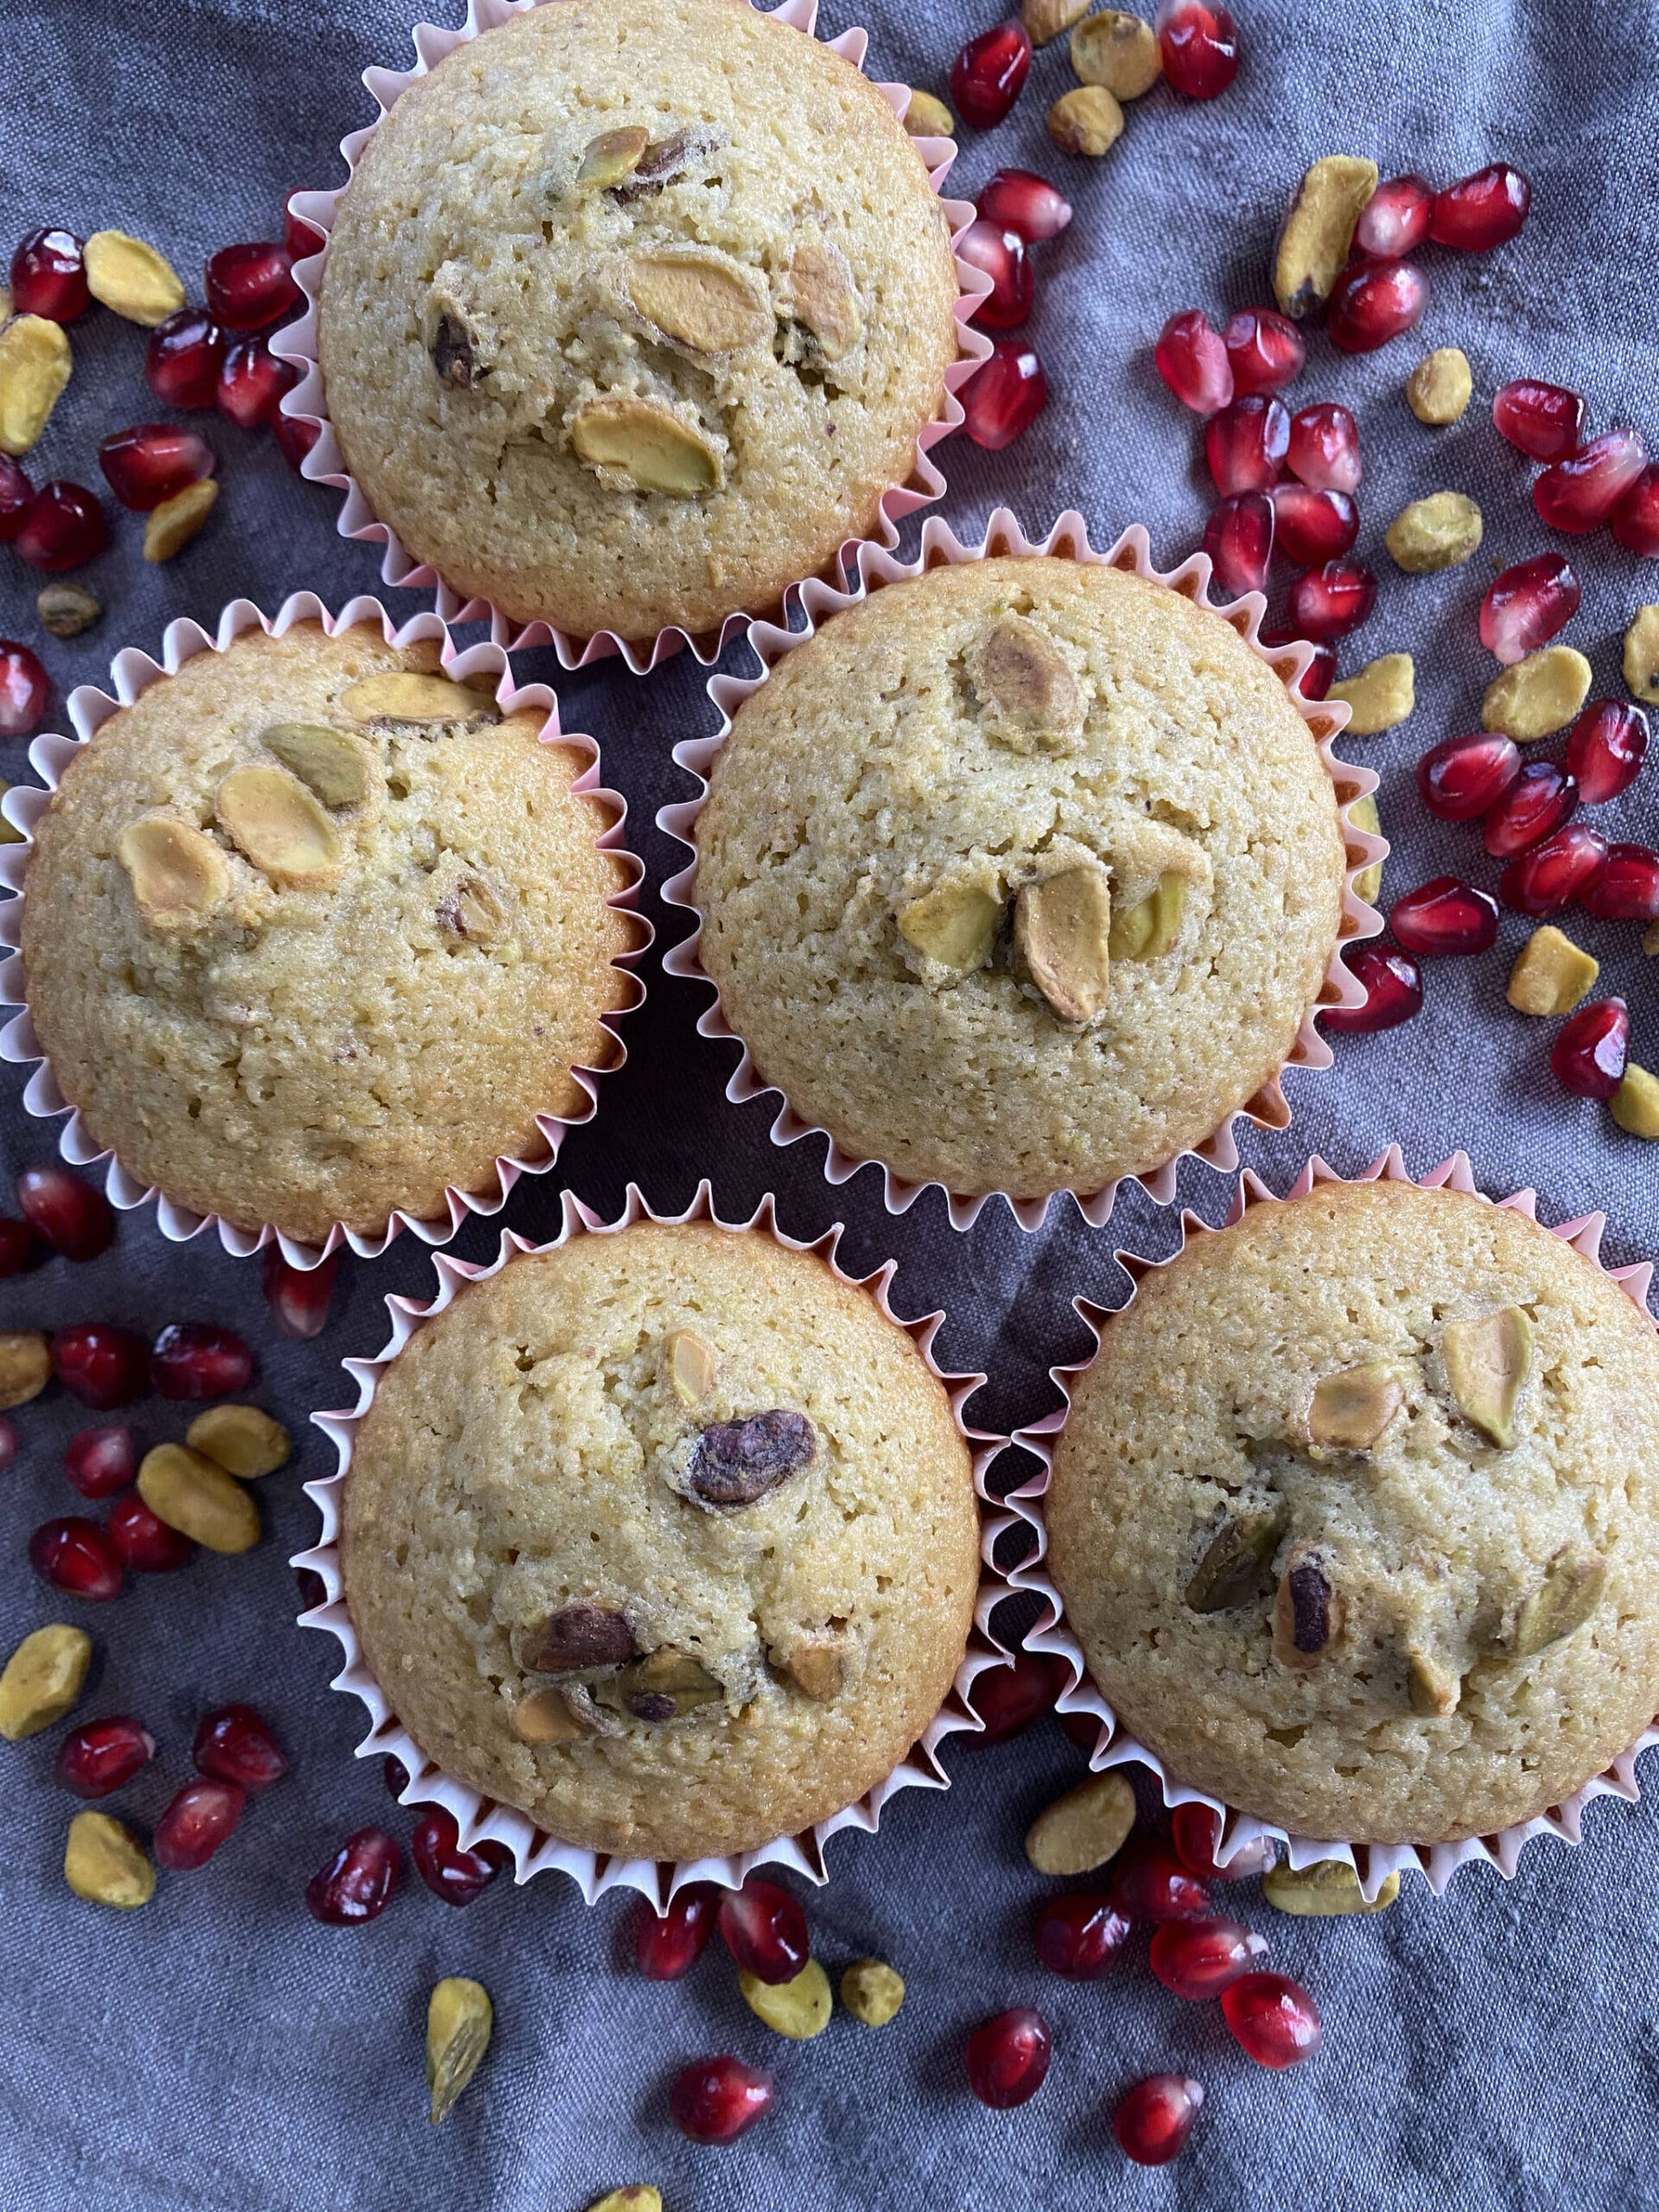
1046, 1177, 1659, 1846
21, 621, 637, 1244
318, 0, 961, 641
340, 1221, 982, 1862
693, 555, 1347, 1203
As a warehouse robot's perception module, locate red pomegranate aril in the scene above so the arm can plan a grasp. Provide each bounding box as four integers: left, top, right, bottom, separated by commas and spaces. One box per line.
973, 1648, 1065, 1741
382, 1753, 410, 1798
1262, 626, 1335, 700
306, 1827, 401, 1925
1154, 308, 1233, 416
966, 2007, 1052, 2108
1493, 379, 1586, 463
154, 1778, 245, 1872
1221, 308, 1305, 398
263, 1244, 339, 1339
669, 2056, 774, 2145
15, 482, 107, 574
1287, 402, 1361, 493
1579, 844, 1659, 924
950, 20, 1031, 129
1352, 175, 1433, 260
637, 1884, 721, 1979
1113, 2074, 1205, 2165
1033, 1892, 1132, 1980
0, 1417, 15, 1470
977, 168, 1071, 242
205, 241, 301, 332
1166, 1801, 1273, 1878
1060, 1707, 1101, 1753
1567, 701, 1649, 804
1550, 998, 1629, 1101
107, 1489, 194, 1572
10, 228, 90, 321
1500, 825, 1609, 917
1205, 395, 1289, 497
1484, 762, 1577, 860
217, 337, 300, 431
1327, 259, 1427, 353
1389, 877, 1499, 956
0, 1219, 41, 1276
1612, 467, 1659, 558
1204, 493, 1274, 598
717, 1878, 810, 1984
1109, 1840, 1211, 1923
284, 201, 323, 261
0, 454, 35, 543
98, 423, 215, 513
1155, 0, 1238, 98
1428, 162, 1531, 251
17, 1162, 113, 1260
54, 1714, 156, 1799
151, 1321, 256, 1401
963, 338, 1046, 450
64, 1425, 138, 1500
0, 642, 48, 737
1323, 944, 1425, 1033
1286, 558, 1376, 641
273, 409, 321, 474
411, 1804, 512, 1906
957, 221, 1033, 333
29, 1516, 124, 1602
1271, 484, 1358, 565
1418, 731, 1522, 821
194, 1703, 289, 1791
52, 1322, 149, 1410
1478, 552, 1580, 667
1150, 1916, 1268, 1999
1535, 429, 1649, 534
145, 309, 226, 410
1223, 1972, 1322, 2068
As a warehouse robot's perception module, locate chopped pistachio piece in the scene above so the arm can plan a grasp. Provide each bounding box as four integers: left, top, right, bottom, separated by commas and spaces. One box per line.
1612, 1063, 1659, 1139
1349, 791, 1383, 905
1015, 861, 1112, 1024
1507, 924, 1599, 1017
1408, 1647, 1461, 1718
1482, 646, 1592, 743
665, 1325, 717, 1404
1385, 491, 1483, 574
0, 1623, 92, 1741
616, 1648, 721, 1720
1108, 869, 1185, 960
841, 1957, 906, 2026
967, 613, 1084, 753
510, 1687, 585, 1745
1441, 1306, 1532, 1448
1331, 653, 1414, 735
1513, 1549, 1605, 1657
1306, 1362, 1403, 1452
576, 125, 652, 189
1263, 1859, 1399, 1916
898, 878, 1002, 971
1406, 347, 1472, 426
64, 1810, 155, 1909
1183, 1499, 1288, 1612
903, 89, 954, 137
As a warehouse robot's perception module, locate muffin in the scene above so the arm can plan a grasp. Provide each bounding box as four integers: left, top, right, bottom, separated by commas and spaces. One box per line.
1046, 1176, 1659, 1845
21, 621, 635, 1246
317, 0, 962, 643
693, 556, 1347, 1203
340, 1220, 981, 1862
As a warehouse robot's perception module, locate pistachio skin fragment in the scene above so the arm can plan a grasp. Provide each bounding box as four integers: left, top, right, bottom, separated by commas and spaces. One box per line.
738, 1959, 833, 2039
1384, 492, 1483, 575
1512, 1550, 1606, 1658
1331, 653, 1414, 736
1273, 1551, 1343, 1668
523, 1602, 637, 1674
1482, 647, 1593, 743
64, 1810, 156, 1908
903, 90, 955, 137
0, 1623, 92, 1741
0, 1329, 51, 1409
1274, 157, 1379, 320
841, 1957, 906, 2027
1183, 1499, 1288, 1612
1508, 925, 1599, 1017
1024, 1770, 1136, 1876
1441, 1306, 1533, 1448
1407, 348, 1472, 426
1612, 1064, 1659, 1138
1625, 606, 1659, 706
1263, 1859, 1399, 1916
1350, 791, 1383, 906
427, 1976, 493, 2125
1305, 1362, 1404, 1452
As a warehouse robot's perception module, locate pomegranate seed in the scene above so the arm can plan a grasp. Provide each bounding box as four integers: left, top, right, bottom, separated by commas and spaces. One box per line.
217, 337, 300, 431
1323, 944, 1425, 1033
377, 1756, 410, 1802
0, 642, 48, 737
1033, 1892, 1132, 1979
950, 20, 1031, 129
957, 221, 1033, 333
966, 2007, 1052, 2108
1428, 162, 1531, 251
17, 1162, 113, 1259
154, 1777, 245, 1871
52, 1322, 149, 1410
1327, 260, 1427, 353
1059, 1707, 1101, 1753
1223, 1971, 1322, 2067
1154, 309, 1232, 416
262, 1244, 339, 1339
1493, 379, 1586, 463
1221, 308, 1305, 398
1550, 998, 1629, 1101
1261, 625, 1335, 699
1166, 1802, 1273, 1878
1287, 402, 1361, 493
10, 228, 90, 321
973, 1649, 1065, 1741
1478, 552, 1581, 667
294, 1566, 327, 1615
64, 1425, 138, 1499
1109, 1840, 1211, 1923
274, 410, 321, 474
1352, 175, 1433, 260
1567, 701, 1649, 804
0, 1219, 42, 1276
1204, 493, 1274, 597
1418, 733, 1522, 823
1150, 1916, 1268, 1999
54, 1714, 156, 1798
205, 241, 301, 332
1155, 0, 1238, 98
284, 201, 323, 260
1484, 762, 1578, 860
963, 338, 1046, 450
977, 168, 1071, 242
637, 1884, 721, 1979
1579, 843, 1659, 924
15, 481, 107, 573
151, 1321, 256, 1401
29, 1516, 124, 1602
1205, 396, 1289, 497
717, 1878, 809, 1985
0, 454, 35, 543
1612, 467, 1659, 558
98, 423, 214, 513
107, 1488, 194, 1572
1271, 484, 1358, 565
1113, 2074, 1205, 2165
411, 1804, 512, 1906
194, 1703, 289, 1791
1535, 429, 1649, 534
145, 309, 226, 410
669, 2056, 774, 2144
1500, 824, 1609, 917
306, 1827, 401, 1925
1286, 558, 1376, 641
0, 1417, 15, 1470
1390, 877, 1499, 957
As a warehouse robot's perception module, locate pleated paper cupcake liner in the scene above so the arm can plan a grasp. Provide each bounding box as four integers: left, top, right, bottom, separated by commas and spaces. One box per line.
658, 505, 1386, 1233
995, 1144, 1659, 1901
273, 0, 992, 676
293, 1179, 1014, 1910
0, 591, 649, 1271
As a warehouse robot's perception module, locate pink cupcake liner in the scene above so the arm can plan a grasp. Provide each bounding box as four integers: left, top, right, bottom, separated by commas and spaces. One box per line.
998, 1143, 1659, 1900
292, 1179, 1014, 1910
0, 591, 649, 1271
657, 506, 1386, 1233
272, 0, 992, 676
